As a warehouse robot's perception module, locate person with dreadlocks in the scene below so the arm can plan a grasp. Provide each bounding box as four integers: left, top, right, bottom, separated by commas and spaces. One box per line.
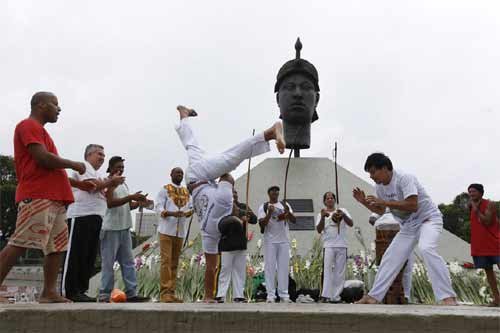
316, 191, 353, 303
98, 156, 151, 303
467, 183, 500, 307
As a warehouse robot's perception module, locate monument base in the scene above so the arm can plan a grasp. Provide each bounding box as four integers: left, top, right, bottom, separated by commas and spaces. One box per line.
1, 303, 498, 333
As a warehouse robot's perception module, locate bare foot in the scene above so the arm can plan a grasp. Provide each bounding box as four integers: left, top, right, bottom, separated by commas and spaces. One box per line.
355, 295, 379, 304
439, 297, 458, 306
264, 121, 286, 154
177, 105, 198, 119
39, 293, 72, 304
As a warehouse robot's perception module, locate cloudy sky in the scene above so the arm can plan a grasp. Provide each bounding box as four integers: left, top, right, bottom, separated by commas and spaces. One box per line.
1, 0, 499, 205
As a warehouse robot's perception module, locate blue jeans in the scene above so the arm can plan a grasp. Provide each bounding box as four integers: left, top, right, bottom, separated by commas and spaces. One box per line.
99, 229, 137, 299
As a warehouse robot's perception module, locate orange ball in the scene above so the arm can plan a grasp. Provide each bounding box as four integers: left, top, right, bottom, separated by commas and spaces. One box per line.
110, 288, 127, 303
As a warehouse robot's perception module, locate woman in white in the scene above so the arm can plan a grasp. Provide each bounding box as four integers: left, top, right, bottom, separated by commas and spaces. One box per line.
316, 191, 353, 303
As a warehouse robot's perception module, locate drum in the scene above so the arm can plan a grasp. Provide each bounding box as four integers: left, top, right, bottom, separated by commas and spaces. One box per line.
375, 226, 407, 304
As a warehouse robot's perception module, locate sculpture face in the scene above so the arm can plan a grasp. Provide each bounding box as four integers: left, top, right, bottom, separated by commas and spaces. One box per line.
277, 73, 318, 125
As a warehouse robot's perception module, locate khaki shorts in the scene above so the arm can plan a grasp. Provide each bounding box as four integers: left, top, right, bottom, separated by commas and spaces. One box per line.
9, 199, 68, 255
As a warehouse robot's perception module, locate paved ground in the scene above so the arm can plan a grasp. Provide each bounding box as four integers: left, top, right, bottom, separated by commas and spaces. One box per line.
0, 302, 498, 333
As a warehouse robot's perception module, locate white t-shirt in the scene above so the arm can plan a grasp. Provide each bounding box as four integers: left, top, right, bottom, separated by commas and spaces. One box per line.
155, 183, 193, 238
67, 161, 107, 218
315, 207, 352, 248
258, 202, 293, 244
375, 169, 442, 225
192, 181, 233, 239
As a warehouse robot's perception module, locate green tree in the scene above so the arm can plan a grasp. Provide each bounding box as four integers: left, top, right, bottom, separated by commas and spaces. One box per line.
439, 192, 471, 243
0, 155, 17, 249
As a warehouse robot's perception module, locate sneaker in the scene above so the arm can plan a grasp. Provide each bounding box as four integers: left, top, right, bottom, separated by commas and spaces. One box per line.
69, 293, 97, 303
318, 296, 330, 303
127, 295, 150, 303
266, 298, 275, 303
329, 299, 342, 304
280, 297, 292, 303
214, 297, 225, 303
296, 295, 314, 304
97, 296, 110, 303
233, 298, 247, 303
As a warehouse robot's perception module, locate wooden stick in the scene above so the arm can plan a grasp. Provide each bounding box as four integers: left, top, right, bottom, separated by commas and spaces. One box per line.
334, 142, 340, 234
244, 129, 255, 237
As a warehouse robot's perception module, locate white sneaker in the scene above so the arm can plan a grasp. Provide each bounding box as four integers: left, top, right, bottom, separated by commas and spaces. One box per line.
280, 297, 292, 303
266, 298, 276, 303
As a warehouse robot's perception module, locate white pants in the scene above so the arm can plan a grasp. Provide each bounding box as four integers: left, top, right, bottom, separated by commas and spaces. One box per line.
322, 247, 347, 301
175, 118, 270, 183
177, 118, 269, 250
369, 218, 456, 302
264, 242, 290, 300
403, 251, 415, 299
216, 250, 247, 299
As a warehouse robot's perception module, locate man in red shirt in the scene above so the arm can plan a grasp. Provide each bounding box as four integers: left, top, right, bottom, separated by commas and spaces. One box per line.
468, 183, 500, 307
0, 92, 86, 303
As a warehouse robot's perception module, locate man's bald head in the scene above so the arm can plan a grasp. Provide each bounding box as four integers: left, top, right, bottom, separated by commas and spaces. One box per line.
29, 91, 61, 124
170, 167, 184, 185
30, 92, 56, 110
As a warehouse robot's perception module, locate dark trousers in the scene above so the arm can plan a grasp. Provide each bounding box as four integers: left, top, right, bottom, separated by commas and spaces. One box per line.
63, 215, 102, 297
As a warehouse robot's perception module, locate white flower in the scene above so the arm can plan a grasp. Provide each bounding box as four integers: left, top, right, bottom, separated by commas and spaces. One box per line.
246, 254, 251, 263
113, 262, 120, 271
154, 254, 161, 264
448, 261, 462, 275
291, 238, 297, 249
370, 242, 376, 251
352, 264, 359, 276
479, 286, 488, 298
200, 255, 206, 267
145, 256, 153, 270
255, 261, 264, 273
304, 260, 311, 270
413, 263, 425, 276
257, 239, 262, 250
190, 254, 196, 267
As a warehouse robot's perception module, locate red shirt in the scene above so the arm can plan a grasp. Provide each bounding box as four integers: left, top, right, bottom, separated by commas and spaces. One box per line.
14, 118, 74, 205
470, 199, 500, 256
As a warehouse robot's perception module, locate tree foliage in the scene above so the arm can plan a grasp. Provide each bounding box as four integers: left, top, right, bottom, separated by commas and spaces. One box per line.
0, 155, 17, 242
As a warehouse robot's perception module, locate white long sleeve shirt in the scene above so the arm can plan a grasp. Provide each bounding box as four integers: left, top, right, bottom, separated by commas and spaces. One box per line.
155, 183, 192, 238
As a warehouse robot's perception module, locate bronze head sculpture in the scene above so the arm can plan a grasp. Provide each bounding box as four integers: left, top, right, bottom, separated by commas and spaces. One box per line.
275, 38, 320, 155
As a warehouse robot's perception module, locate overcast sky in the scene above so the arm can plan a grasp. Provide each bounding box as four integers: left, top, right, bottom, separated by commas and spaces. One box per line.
1, 0, 499, 206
